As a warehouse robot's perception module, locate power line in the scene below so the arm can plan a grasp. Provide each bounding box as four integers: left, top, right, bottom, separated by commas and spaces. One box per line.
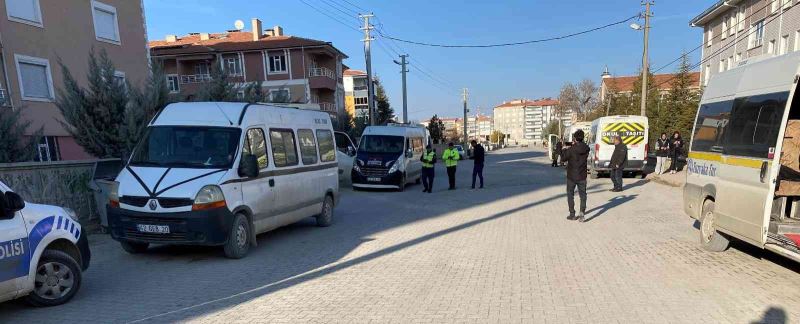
299, 0, 360, 33
376, 14, 640, 48
337, 0, 367, 13
315, 0, 360, 23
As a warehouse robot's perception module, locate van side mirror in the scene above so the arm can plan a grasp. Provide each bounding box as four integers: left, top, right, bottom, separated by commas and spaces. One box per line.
1, 192, 25, 219
347, 146, 356, 157
238, 154, 259, 178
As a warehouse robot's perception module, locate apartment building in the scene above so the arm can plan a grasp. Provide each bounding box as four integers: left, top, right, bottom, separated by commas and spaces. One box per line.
599, 68, 701, 103
691, 0, 800, 86
343, 69, 378, 121
149, 19, 348, 120
467, 115, 492, 141
494, 99, 568, 143
0, 0, 149, 161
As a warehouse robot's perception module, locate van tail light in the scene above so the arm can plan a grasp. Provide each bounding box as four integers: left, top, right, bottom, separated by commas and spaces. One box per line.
594, 144, 600, 161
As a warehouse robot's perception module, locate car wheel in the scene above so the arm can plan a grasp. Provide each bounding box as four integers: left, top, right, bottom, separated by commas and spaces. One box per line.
26, 250, 82, 307
223, 214, 251, 259
120, 241, 149, 254
700, 200, 730, 252
316, 195, 334, 227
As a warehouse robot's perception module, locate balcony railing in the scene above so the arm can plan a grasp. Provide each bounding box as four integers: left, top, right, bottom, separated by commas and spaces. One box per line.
180, 74, 212, 84
0, 89, 9, 107
318, 102, 336, 112
309, 67, 335, 79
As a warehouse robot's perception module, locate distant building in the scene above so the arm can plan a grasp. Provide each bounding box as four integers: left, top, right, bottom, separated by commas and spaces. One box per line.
0, 0, 149, 161
467, 115, 492, 141
343, 69, 377, 121
599, 67, 701, 103
494, 99, 568, 143
690, 0, 800, 86
149, 18, 348, 120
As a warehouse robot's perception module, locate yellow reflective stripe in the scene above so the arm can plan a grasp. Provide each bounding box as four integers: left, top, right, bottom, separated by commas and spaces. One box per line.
632, 123, 645, 131
603, 123, 617, 131
687, 151, 765, 169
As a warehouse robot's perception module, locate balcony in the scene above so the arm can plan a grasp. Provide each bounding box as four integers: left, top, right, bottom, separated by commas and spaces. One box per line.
180, 74, 212, 84
317, 102, 336, 112
308, 67, 337, 90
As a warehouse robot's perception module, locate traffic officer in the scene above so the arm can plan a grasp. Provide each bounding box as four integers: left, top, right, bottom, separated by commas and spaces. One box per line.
420, 144, 437, 193
442, 142, 461, 190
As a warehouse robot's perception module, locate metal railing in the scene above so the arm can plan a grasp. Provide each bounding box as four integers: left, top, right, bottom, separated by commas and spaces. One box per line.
318, 102, 335, 112
180, 74, 212, 84
309, 67, 335, 79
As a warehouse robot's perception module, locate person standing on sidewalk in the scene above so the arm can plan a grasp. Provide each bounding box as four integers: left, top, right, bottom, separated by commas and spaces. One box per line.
668, 131, 684, 174
562, 130, 590, 222
655, 133, 670, 175
610, 136, 628, 192
442, 142, 461, 190
470, 140, 485, 189
552, 140, 563, 167
420, 144, 437, 193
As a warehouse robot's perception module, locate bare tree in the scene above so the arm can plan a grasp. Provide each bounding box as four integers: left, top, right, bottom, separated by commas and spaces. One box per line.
576, 79, 598, 121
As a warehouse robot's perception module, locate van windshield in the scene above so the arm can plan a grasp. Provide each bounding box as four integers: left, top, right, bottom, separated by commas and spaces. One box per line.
130, 126, 241, 169
358, 135, 404, 154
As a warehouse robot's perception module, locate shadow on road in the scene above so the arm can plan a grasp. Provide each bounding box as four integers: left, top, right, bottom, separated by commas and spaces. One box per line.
750, 307, 788, 324
584, 194, 639, 222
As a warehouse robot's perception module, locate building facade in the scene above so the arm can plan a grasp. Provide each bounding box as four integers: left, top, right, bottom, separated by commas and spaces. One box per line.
149, 19, 347, 120
0, 0, 150, 161
467, 115, 492, 141
494, 99, 568, 143
599, 69, 702, 103
691, 0, 800, 86
343, 69, 377, 121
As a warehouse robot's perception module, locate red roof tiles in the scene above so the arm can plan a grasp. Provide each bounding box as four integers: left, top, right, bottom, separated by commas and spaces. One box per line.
149, 31, 346, 57
603, 72, 701, 92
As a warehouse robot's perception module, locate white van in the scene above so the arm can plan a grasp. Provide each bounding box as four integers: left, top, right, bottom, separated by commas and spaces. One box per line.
588, 115, 649, 178
351, 124, 429, 191
0, 181, 90, 306
108, 102, 339, 259
566, 122, 592, 145
684, 52, 800, 262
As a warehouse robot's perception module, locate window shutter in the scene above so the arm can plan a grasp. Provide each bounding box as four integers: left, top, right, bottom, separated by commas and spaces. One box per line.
94, 8, 117, 41
19, 62, 50, 98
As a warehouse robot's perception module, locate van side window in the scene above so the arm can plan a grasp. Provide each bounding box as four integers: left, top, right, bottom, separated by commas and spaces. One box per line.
316, 130, 336, 162
725, 92, 788, 158
297, 129, 319, 165
269, 129, 299, 167
691, 100, 733, 153
413, 137, 423, 153
244, 128, 268, 169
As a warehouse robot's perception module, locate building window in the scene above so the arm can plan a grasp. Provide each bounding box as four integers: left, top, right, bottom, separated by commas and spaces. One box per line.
738, 8, 745, 31
768, 39, 776, 54
704, 64, 711, 86
707, 28, 713, 46
268, 89, 290, 102
354, 97, 368, 105
195, 63, 210, 75
268, 54, 287, 74
35, 136, 60, 162
727, 56, 734, 70
784, 0, 793, 8
781, 35, 789, 55
5, 0, 42, 27
225, 56, 242, 76
736, 52, 742, 62
729, 15, 736, 36
749, 20, 765, 48
166, 75, 179, 93
772, 0, 780, 13
113, 71, 126, 85
91, 1, 120, 44
14, 54, 54, 102
721, 18, 728, 39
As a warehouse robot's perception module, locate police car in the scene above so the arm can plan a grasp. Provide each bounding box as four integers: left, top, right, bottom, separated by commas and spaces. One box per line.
0, 181, 90, 306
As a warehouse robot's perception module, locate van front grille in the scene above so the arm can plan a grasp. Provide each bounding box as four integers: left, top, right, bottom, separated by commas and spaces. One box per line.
360, 166, 389, 177
124, 229, 188, 242
120, 196, 149, 207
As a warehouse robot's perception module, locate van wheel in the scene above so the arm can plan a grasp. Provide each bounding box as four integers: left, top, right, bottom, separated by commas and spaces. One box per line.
120, 241, 149, 254
398, 175, 406, 192
700, 200, 730, 252
223, 214, 250, 259
26, 250, 82, 307
316, 195, 334, 227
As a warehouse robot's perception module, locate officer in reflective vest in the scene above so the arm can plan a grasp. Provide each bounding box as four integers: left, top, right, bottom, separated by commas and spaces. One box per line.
420, 144, 437, 193
442, 142, 461, 190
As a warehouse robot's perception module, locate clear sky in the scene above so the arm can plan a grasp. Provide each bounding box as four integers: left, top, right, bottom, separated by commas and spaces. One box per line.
143, 0, 711, 121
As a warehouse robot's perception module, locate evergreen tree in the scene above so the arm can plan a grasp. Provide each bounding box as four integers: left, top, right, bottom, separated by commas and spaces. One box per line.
196, 64, 237, 102
56, 49, 130, 158
350, 110, 369, 139
242, 82, 266, 103
0, 107, 41, 163
123, 61, 173, 154
660, 54, 700, 142
375, 80, 395, 125
427, 114, 445, 144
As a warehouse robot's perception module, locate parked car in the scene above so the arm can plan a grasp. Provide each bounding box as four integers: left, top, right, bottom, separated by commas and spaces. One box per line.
0, 180, 91, 306
107, 102, 339, 259
335, 131, 357, 183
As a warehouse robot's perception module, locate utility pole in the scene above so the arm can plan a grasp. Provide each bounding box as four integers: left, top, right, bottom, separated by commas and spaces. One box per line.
462, 88, 469, 147
393, 54, 409, 123
639, 1, 653, 117
360, 13, 376, 125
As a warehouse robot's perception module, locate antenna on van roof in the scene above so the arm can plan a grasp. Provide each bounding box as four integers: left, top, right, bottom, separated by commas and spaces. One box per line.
214, 103, 234, 125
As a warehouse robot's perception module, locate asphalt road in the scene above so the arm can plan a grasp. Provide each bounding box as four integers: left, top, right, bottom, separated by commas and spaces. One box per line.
1, 147, 799, 323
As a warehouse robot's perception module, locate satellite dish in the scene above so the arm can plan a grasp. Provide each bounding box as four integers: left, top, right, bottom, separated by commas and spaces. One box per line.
234, 20, 245, 31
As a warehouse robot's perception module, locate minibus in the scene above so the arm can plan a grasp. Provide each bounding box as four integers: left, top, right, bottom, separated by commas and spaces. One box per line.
351, 125, 428, 191
684, 52, 800, 263
107, 102, 339, 259
588, 115, 649, 178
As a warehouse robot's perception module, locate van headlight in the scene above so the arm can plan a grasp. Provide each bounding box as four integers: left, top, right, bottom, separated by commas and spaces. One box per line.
388, 157, 402, 173
108, 181, 120, 208
193, 185, 227, 211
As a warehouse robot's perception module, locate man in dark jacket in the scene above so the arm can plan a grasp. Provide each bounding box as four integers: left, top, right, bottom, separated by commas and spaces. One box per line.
562, 130, 590, 222
610, 136, 628, 192
552, 140, 563, 167
470, 140, 485, 189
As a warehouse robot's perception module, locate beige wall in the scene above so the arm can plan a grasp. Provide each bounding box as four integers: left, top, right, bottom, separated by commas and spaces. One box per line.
0, 0, 148, 157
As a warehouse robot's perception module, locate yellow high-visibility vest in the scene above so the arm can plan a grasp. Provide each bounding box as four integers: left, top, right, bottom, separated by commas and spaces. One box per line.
442, 148, 460, 167
422, 151, 436, 168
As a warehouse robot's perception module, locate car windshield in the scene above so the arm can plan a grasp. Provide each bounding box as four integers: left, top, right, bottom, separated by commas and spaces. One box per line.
358, 135, 404, 154
129, 126, 242, 169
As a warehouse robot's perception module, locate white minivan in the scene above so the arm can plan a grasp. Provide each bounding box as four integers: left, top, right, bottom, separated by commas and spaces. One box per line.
588, 115, 649, 178
351, 125, 428, 191
107, 102, 339, 259
0, 181, 90, 306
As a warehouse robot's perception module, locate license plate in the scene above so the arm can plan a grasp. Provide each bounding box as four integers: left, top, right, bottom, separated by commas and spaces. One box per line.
367, 177, 381, 182
137, 224, 170, 234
